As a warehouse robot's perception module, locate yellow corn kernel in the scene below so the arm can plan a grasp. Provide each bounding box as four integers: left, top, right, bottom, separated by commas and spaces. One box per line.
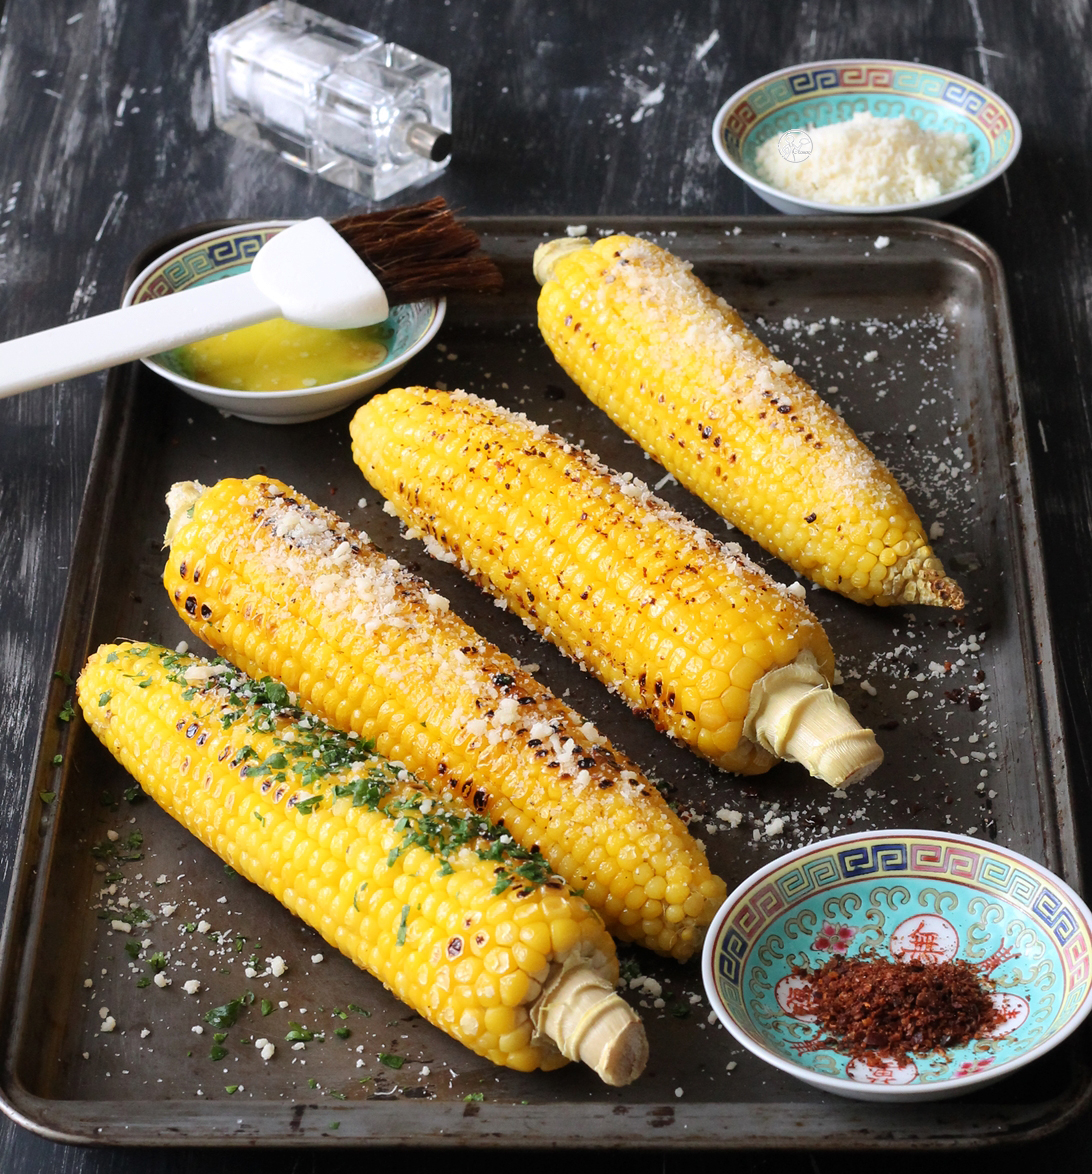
349, 388, 836, 777
534, 235, 963, 609
77, 642, 639, 1082
164, 477, 724, 961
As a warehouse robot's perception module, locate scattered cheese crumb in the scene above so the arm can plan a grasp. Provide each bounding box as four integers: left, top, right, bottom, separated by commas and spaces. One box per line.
863, 350, 879, 363
874, 235, 890, 250
100, 1017, 116, 1033
153, 972, 170, 988
182, 980, 201, 995
311, 953, 324, 964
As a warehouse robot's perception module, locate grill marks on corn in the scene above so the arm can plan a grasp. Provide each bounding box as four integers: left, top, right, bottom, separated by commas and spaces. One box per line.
165, 477, 719, 959
351, 388, 833, 775
538, 235, 958, 607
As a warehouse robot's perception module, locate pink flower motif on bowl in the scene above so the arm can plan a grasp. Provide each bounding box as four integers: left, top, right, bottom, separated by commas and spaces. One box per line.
812, 921, 857, 953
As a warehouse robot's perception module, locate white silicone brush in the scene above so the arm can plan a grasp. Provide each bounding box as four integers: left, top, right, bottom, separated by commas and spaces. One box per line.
0, 198, 502, 399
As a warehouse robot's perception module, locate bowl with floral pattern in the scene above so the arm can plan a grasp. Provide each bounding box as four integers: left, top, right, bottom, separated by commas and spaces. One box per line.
701, 830, 1092, 1102
711, 59, 1021, 215
122, 220, 445, 424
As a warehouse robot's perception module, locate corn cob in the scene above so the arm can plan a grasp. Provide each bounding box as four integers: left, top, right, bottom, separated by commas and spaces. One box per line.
533, 235, 963, 610
349, 388, 882, 789
77, 642, 647, 1084
163, 476, 724, 961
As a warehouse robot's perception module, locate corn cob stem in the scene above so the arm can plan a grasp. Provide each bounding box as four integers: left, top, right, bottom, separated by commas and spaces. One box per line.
350, 388, 881, 788
77, 642, 646, 1084
534, 235, 962, 610
163, 477, 725, 961
745, 651, 882, 788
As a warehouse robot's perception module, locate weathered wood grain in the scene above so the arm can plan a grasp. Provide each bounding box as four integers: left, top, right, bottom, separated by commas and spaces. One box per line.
1, 0, 1091, 1168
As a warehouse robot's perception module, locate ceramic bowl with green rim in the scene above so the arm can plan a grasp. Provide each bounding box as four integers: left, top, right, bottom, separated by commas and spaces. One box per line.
701, 830, 1092, 1102
122, 221, 445, 424
712, 59, 1021, 215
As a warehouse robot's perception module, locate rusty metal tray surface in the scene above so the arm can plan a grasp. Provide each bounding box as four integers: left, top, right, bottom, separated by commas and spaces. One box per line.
0, 216, 1086, 1148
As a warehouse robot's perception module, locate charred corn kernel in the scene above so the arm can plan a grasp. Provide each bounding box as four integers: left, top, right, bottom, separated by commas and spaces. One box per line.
164, 477, 723, 960
533, 235, 963, 610
350, 389, 881, 787
78, 642, 646, 1085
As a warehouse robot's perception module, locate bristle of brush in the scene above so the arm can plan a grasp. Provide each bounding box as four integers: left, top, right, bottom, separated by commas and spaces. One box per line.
330, 197, 504, 302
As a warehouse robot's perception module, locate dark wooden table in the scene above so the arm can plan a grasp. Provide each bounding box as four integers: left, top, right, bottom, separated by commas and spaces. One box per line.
2, 1, 1090, 1170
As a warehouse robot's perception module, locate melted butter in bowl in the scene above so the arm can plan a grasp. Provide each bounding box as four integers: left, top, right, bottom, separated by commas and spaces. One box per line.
172, 318, 391, 392
125, 219, 445, 424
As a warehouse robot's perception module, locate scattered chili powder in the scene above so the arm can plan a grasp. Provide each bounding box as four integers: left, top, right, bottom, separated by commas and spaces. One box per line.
795, 954, 1002, 1063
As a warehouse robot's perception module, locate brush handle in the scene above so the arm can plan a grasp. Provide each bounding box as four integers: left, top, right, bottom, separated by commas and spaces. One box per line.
0, 218, 389, 399
0, 274, 279, 399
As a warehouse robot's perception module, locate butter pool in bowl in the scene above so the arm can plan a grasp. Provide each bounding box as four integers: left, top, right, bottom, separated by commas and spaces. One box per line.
701, 830, 1092, 1102
123, 220, 445, 424
711, 59, 1020, 216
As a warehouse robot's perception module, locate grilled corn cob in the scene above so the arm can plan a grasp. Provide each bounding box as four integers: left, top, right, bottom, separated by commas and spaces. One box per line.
533, 235, 963, 609
350, 388, 882, 789
163, 476, 724, 961
77, 642, 646, 1084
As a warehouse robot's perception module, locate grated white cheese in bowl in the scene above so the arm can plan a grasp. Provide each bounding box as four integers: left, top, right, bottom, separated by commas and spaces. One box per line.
755, 112, 974, 207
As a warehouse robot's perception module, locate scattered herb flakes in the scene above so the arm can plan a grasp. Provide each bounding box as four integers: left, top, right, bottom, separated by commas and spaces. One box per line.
396, 905, 410, 946
260, 999, 274, 1017
669, 1004, 690, 1020
308, 1078, 319, 1089
224, 865, 238, 878
379, 1053, 404, 1070
347, 1004, 371, 1017
205, 991, 254, 1028
234, 936, 247, 953
619, 957, 641, 983
51, 754, 63, 766
329, 1121, 340, 1130
53, 669, 75, 685
209, 1045, 227, 1062
123, 785, 143, 804
136, 976, 151, 989
212, 1032, 227, 1044
464, 1092, 484, 1102
334, 1027, 351, 1040
148, 952, 167, 972
329, 1090, 347, 1101
124, 940, 141, 960
286, 1023, 315, 1044
57, 701, 76, 723
332, 1009, 348, 1020
225, 1085, 239, 1094
39, 791, 56, 804
98, 691, 112, 706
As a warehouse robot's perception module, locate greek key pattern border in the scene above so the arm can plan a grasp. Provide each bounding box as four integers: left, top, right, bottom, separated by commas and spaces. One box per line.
722, 64, 1013, 160
134, 229, 279, 303
716, 838, 1091, 990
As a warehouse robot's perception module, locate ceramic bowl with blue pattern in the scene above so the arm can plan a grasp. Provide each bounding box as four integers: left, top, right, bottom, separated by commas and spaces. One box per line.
712, 59, 1021, 215
122, 221, 445, 424
702, 830, 1092, 1102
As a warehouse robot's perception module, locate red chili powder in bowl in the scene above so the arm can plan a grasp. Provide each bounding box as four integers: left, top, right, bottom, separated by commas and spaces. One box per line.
795, 955, 1003, 1063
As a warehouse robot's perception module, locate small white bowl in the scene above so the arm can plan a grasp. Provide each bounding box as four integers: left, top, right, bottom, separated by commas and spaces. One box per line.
123, 220, 445, 424
712, 58, 1021, 216
702, 830, 1092, 1102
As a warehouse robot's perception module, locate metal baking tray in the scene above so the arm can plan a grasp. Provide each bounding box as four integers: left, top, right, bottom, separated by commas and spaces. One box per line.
1, 216, 1086, 1148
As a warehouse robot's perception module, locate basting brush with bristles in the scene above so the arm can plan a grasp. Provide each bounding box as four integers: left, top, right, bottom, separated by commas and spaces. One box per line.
0, 197, 502, 399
